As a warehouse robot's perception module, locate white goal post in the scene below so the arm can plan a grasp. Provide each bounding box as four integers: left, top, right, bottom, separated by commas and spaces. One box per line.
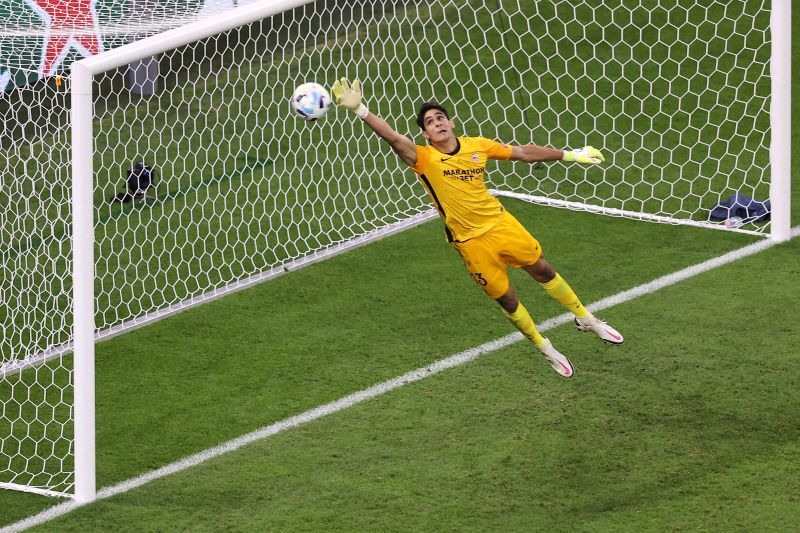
769, 1, 791, 243
1, 0, 791, 503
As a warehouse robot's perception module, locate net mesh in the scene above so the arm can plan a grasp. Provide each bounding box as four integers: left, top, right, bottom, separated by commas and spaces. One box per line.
0, 0, 773, 496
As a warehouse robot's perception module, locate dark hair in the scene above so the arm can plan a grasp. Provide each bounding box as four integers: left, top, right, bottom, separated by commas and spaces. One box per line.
416, 102, 450, 130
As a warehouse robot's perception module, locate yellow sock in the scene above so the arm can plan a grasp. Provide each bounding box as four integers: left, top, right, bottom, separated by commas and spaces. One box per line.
541, 273, 590, 318
503, 302, 547, 348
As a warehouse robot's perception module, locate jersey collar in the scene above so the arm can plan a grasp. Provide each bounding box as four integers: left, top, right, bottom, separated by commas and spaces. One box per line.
432, 137, 460, 156
444, 137, 461, 156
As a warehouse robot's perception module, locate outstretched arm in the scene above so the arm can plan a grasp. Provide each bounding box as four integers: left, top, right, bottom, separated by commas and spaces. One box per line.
510, 144, 605, 165
332, 78, 417, 167
362, 112, 418, 167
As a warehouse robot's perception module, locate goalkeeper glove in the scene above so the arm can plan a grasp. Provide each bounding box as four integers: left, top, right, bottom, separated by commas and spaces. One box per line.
562, 146, 605, 165
331, 78, 369, 119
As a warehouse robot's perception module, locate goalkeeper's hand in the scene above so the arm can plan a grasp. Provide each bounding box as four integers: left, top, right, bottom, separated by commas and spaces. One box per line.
562, 146, 605, 165
331, 78, 369, 119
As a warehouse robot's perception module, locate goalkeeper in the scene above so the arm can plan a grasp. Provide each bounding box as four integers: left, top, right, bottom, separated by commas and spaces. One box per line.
332, 78, 623, 378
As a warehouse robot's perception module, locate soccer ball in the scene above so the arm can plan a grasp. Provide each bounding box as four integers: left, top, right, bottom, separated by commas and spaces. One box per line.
290, 82, 331, 121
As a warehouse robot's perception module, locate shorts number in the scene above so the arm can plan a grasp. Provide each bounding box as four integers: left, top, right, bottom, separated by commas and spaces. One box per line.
471, 272, 488, 286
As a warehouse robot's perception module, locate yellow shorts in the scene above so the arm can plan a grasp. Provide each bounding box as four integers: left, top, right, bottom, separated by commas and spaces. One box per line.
452, 210, 542, 300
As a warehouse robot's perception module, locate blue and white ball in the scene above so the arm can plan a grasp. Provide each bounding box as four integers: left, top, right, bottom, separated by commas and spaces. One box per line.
290, 82, 331, 121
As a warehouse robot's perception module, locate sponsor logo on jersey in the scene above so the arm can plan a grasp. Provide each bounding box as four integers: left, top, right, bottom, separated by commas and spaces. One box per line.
442, 167, 484, 181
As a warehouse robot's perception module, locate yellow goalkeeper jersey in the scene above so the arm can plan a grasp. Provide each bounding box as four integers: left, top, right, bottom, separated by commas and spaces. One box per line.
410, 136, 513, 242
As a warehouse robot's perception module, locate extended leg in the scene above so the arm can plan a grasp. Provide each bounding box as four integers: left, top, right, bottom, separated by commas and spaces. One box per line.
496, 286, 574, 378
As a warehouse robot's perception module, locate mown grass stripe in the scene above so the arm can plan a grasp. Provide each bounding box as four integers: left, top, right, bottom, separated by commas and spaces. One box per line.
5, 225, 797, 533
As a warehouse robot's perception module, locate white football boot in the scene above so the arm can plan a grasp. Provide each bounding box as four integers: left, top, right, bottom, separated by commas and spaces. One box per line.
574, 315, 624, 345
538, 338, 574, 378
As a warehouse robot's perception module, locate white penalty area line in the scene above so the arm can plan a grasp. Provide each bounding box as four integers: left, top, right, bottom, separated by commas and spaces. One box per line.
5, 226, 799, 533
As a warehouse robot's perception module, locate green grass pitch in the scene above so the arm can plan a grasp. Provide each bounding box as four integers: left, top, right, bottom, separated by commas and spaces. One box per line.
3, 202, 799, 531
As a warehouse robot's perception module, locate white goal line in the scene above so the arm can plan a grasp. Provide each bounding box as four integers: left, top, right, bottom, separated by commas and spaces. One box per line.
3, 225, 798, 533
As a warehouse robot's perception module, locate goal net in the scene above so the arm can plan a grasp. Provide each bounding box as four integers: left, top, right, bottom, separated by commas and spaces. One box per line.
0, 0, 788, 500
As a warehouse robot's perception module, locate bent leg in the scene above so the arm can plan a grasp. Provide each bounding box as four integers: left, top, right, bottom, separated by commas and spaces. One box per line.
524, 258, 624, 345
521, 256, 557, 283
523, 257, 589, 318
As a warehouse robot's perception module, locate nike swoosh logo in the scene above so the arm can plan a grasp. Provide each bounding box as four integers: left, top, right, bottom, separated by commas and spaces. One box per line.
440, 157, 454, 162
559, 361, 572, 376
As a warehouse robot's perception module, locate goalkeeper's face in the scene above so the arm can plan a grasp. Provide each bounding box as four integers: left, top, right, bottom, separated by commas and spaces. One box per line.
421, 109, 456, 144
